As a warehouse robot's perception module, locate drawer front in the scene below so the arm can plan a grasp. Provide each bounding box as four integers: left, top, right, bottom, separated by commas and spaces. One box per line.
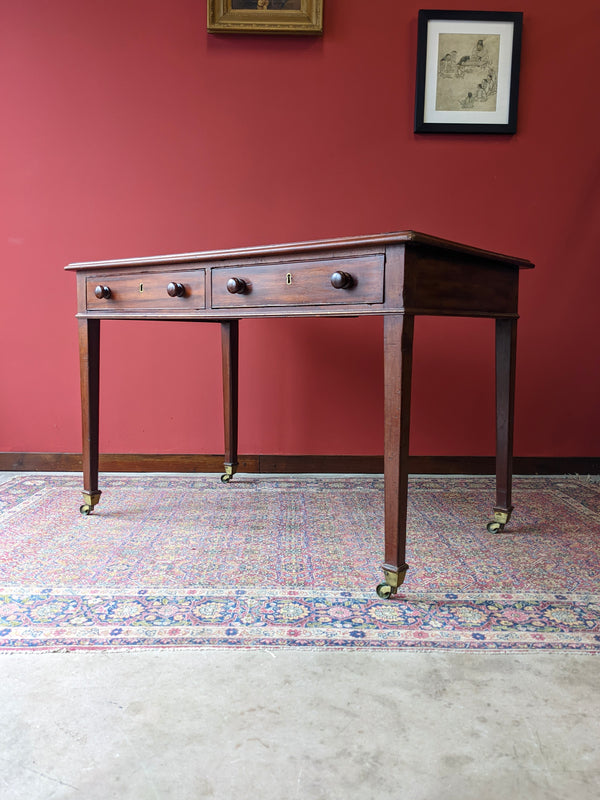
211, 255, 384, 309
86, 269, 206, 312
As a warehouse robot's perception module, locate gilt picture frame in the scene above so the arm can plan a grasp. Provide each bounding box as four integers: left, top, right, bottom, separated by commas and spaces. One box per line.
414, 10, 523, 134
207, 1, 323, 35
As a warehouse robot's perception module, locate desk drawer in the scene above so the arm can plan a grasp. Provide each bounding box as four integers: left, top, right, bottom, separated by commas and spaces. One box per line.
85, 269, 206, 312
211, 255, 384, 309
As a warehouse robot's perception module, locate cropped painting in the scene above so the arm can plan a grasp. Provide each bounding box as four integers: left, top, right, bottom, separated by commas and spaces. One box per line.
208, 0, 323, 34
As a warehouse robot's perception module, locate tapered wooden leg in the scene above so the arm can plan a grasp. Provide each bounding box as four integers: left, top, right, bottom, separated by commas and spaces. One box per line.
489, 317, 518, 532
378, 313, 414, 597
220, 320, 239, 483
78, 318, 101, 513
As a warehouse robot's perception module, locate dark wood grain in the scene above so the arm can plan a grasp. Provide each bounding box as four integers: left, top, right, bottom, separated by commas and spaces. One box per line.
403, 245, 519, 317
66, 231, 534, 592
85, 269, 206, 311
226, 277, 247, 295
167, 282, 185, 298
383, 314, 414, 585
495, 318, 518, 515
330, 271, 354, 289
2, 453, 597, 475
78, 318, 100, 498
221, 320, 239, 475
65, 230, 534, 272
211, 254, 383, 309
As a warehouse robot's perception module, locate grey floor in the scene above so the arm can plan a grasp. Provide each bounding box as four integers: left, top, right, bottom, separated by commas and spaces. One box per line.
1, 473, 599, 799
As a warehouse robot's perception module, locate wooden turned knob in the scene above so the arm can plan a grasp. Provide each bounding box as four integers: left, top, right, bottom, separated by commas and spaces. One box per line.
167, 281, 185, 297
226, 277, 247, 294
94, 285, 111, 299
331, 272, 354, 289
331, 271, 354, 289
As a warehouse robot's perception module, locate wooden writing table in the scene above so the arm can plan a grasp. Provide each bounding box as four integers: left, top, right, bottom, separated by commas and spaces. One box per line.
67, 231, 533, 598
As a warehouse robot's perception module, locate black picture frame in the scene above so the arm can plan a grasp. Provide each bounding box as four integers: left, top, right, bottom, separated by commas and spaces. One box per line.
414, 10, 523, 134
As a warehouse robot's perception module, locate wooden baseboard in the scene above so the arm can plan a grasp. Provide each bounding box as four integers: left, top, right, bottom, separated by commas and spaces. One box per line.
1, 453, 598, 475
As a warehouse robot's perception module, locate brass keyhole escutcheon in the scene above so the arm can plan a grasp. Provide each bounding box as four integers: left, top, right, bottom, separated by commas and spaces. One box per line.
139, 283, 144, 293
286, 273, 293, 285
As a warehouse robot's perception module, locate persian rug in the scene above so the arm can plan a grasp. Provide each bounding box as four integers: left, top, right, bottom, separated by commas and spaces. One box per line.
1, 473, 599, 652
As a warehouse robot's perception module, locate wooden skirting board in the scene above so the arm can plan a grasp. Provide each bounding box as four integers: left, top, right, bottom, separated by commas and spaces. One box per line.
1, 453, 598, 475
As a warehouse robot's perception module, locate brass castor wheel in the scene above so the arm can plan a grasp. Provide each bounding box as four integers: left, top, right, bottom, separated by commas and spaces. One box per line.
486, 521, 504, 533
220, 473, 232, 483
376, 582, 393, 599
80, 491, 101, 515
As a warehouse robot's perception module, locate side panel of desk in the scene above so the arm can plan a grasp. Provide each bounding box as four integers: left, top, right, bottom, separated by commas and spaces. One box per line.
402, 244, 520, 318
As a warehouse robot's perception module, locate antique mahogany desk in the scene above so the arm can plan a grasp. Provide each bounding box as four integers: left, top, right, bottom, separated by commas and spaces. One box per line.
67, 231, 533, 598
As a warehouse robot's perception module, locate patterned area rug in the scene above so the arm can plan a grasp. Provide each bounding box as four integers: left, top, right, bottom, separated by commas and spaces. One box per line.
1, 473, 599, 652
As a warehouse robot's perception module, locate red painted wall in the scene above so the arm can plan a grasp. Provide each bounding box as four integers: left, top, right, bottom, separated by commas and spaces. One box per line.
1, 0, 599, 458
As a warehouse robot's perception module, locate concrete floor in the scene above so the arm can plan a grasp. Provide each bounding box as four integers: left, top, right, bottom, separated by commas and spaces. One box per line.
1, 648, 599, 799
1, 473, 599, 798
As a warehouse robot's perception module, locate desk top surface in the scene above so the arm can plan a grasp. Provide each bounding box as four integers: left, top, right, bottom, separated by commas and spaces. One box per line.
66, 230, 534, 272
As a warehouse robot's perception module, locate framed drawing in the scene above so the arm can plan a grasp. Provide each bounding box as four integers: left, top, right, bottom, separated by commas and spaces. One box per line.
207, 1, 323, 35
414, 10, 523, 134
